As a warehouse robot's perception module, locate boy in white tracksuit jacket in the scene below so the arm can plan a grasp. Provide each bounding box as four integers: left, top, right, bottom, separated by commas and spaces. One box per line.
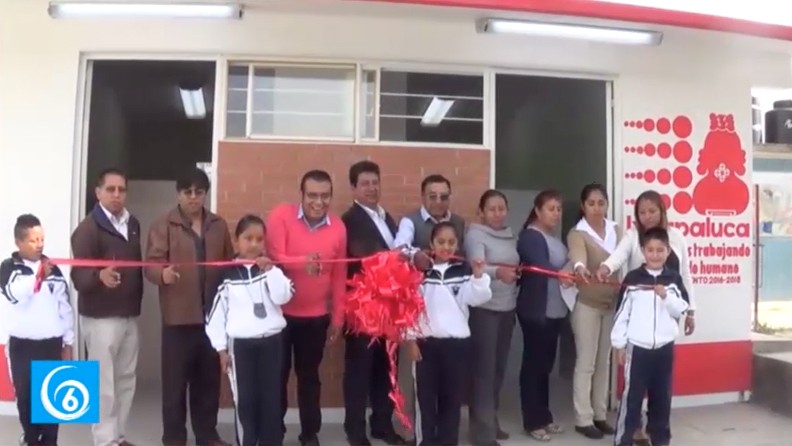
0, 214, 74, 446
611, 227, 689, 446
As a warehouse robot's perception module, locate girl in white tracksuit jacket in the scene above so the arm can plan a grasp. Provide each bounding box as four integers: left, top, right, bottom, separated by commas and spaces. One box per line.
405, 222, 493, 446
205, 215, 294, 446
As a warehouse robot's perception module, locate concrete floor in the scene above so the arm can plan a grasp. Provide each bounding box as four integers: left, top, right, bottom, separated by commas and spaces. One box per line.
2, 377, 792, 446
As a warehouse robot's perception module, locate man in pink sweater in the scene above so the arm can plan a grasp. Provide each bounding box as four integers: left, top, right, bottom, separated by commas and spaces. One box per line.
265, 169, 348, 446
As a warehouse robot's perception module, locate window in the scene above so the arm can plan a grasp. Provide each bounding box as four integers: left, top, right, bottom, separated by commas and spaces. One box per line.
359, 69, 377, 140
225, 64, 356, 139
372, 70, 484, 145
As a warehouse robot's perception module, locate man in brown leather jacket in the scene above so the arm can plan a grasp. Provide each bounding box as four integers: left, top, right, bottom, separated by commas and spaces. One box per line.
144, 168, 234, 446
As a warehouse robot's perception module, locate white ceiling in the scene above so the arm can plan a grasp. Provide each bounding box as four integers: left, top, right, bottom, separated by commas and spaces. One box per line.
92, 60, 216, 123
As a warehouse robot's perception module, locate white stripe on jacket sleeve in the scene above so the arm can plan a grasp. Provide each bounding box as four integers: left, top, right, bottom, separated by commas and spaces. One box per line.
205, 283, 230, 351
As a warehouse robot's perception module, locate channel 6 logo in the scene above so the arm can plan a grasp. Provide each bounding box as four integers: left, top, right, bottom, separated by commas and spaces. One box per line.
30, 360, 99, 424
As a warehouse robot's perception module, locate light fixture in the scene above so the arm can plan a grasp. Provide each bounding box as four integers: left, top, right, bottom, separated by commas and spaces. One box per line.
47, 2, 243, 19
421, 97, 455, 127
180, 88, 207, 120
478, 18, 663, 46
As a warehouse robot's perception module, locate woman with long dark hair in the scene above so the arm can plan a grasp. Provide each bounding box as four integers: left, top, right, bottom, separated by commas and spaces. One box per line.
595, 190, 696, 446
566, 184, 622, 440
515, 190, 572, 442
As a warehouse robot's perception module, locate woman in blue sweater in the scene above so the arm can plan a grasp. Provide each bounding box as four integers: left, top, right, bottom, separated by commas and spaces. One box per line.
516, 190, 573, 442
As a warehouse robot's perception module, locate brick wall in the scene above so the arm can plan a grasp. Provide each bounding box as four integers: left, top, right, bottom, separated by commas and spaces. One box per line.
216, 141, 491, 408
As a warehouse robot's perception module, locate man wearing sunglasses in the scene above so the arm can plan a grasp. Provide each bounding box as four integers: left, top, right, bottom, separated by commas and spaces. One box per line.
394, 174, 466, 263
144, 167, 234, 446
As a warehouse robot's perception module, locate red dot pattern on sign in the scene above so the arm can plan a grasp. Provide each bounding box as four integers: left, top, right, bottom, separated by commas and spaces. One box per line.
661, 194, 671, 209
636, 146, 644, 154
643, 119, 655, 131
673, 115, 693, 138
624, 146, 630, 153
658, 169, 672, 184
673, 166, 693, 188
624, 121, 630, 127
644, 143, 656, 156
674, 192, 694, 214
657, 118, 671, 134
673, 141, 693, 163
658, 143, 672, 159
624, 199, 637, 205
644, 169, 656, 183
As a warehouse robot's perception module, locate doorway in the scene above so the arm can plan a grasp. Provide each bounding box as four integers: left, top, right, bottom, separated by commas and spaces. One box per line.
493, 73, 612, 424
80, 59, 217, 394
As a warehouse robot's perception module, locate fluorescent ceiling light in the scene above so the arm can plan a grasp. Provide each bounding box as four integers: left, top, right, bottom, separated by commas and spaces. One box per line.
421, 97, 454, 127
592, 0, 792, 27
180, 88, 206, 120
479, 18, 662, 45
48, 2, 243, 19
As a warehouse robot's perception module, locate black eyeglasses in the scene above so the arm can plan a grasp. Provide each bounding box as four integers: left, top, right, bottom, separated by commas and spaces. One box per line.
427, 193, 450, 202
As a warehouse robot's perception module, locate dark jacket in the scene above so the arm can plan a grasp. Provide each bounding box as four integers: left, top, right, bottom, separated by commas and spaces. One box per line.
144, 206, 234, 326
70, 205, 144, 318
516, 227, 562, 322
341, 202, 397, 279
404, 209, 466, 252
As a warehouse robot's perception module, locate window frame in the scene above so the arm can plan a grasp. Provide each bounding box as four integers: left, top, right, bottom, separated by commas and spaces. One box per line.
361, 63, 488, 149
225, 61, 359, 142
222, 59, 490, 149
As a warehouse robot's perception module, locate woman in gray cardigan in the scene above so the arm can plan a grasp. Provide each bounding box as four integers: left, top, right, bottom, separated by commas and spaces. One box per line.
464, 189, 520, 446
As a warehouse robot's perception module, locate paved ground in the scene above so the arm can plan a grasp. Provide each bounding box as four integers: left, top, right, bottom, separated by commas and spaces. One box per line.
1, 390, 791, 446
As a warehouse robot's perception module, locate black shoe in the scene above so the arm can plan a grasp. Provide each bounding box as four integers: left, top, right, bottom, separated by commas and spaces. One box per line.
496, 430, 509, 440
372, 432, 407, 446
471, 441, 500, 446
348, 437, 372, 446
300, 436, 320, 446
575, 425, 604, 439
633, 439, 652, 446
593, 420, 615, 435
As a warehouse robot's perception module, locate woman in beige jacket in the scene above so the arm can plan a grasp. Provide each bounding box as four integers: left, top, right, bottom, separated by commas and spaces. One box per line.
566, 183, 622, 440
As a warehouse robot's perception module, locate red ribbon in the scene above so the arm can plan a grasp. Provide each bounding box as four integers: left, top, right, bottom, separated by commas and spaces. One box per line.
449, 255, 654, 290
32, 254, 372, 293
34, 248, 650, 432
344, 251, 424, 430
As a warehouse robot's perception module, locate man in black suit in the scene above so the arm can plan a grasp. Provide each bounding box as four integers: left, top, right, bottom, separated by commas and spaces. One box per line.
341, 160, 407, 446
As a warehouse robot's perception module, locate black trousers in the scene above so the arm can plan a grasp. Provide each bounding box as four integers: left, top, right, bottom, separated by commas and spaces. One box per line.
281, 315, 329, 440
161, 324, 222, 445
233, 334, 284, 446
413, 338, 468, 446
8, 336, 62, 446
614, 343, 674, 446
343, 333, 396, 440
518, 316, 563, 432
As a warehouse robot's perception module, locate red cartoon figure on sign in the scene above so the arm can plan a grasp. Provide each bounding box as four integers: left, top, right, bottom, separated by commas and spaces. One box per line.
691, 113, 749, 216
